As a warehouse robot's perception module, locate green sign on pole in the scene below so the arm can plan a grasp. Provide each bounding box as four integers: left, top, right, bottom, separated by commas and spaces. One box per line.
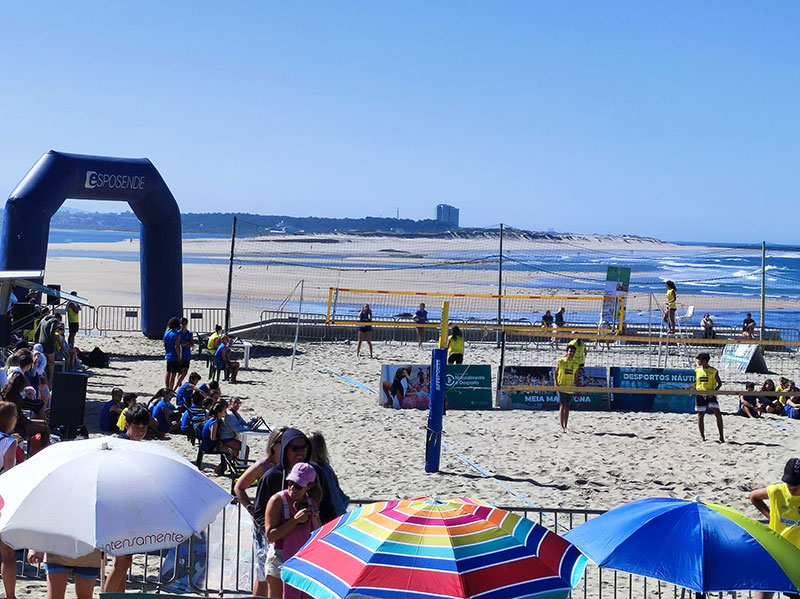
445, 365, 493, 410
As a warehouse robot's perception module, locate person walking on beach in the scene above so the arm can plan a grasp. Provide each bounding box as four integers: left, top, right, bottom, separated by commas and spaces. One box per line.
664, 281, 677, 333
176, 317, 193, 388
554, 345, 580, 432
356, 303, 373, 358
686, 352, 724, 443
554, 307, 565, 348
748, 457, 800, 599
413, 303, 427, 348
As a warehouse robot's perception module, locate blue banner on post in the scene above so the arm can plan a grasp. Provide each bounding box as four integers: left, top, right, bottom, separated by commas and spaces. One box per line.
425, 348, 446, 473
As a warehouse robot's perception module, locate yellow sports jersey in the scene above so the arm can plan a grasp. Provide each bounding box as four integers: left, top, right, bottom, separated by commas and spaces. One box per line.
556, 357, 579, 389
777, 385, 790, 406
448, 335, 464, 355
116, 407, 130, 432
767, 483, 800, 547
694, 366, 718, 392
666, 288, 677, 309
207, 332, 221, 351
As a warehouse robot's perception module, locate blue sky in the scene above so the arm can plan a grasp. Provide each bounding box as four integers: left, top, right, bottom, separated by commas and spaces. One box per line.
1, 2, 798, 243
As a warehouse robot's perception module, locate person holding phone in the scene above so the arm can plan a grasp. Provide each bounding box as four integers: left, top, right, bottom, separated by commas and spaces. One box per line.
265, 463, 321, 599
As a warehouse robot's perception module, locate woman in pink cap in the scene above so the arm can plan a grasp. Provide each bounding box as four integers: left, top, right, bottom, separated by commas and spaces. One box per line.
265, 462, 321, 599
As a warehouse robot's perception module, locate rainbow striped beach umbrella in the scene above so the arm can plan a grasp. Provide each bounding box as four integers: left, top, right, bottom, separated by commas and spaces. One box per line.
281, 496, 587, 599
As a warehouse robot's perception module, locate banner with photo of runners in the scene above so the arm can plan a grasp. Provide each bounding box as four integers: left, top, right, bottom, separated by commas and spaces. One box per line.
610, 367, 695, 413
499, 365, 608, 410
380, 364, 493, 410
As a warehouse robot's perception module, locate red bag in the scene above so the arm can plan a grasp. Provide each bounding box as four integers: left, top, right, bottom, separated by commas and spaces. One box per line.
14, 443, 25, 464
28, 433, 44, 456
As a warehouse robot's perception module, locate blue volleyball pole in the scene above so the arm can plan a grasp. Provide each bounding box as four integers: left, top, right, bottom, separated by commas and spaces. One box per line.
425, 301, 449, 473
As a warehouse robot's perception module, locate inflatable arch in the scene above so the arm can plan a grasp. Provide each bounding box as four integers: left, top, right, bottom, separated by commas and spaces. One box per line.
0, 151, 182, 339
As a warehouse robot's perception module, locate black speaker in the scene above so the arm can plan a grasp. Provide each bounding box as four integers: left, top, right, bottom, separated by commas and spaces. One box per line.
50, 372, 88, 438
10, 302, 36, 328
45, 284, 61, 306
0, 315, 10, 347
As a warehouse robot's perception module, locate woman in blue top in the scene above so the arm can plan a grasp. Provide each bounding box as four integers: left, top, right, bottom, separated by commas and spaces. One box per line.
356, 304, 373, 358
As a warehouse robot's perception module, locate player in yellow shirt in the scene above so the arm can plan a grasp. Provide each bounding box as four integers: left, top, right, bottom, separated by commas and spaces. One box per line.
554, 345, 580, 433
686, 352, 724, 442
748, 457, 800, 599
663, 280, 677, 333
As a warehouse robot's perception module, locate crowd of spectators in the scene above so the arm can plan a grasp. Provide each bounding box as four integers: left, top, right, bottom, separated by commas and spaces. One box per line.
738, 376, 800, 419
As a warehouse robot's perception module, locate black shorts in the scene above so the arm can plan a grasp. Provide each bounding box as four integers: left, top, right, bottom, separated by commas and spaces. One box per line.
448, 353, 463, 364
558, 392, 572, 405
41, 342, 55, 355
391, 381, 405, 397
166, 360, 182, 374
68, 321, 80, 334
695, 395, 720, 412
180, 359, 190, 370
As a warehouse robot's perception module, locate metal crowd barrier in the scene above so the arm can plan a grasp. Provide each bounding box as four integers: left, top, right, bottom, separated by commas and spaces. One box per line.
12, 501, 755, 598
89, 306, 225, 334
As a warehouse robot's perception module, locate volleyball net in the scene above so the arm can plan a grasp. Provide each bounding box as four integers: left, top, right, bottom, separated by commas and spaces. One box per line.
325, 287, 624, 333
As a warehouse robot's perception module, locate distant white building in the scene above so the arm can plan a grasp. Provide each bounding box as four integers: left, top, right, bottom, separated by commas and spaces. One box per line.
436, 204, 459, 228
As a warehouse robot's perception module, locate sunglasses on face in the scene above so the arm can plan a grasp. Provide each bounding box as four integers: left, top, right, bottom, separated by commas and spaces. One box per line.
288, 444, 308, 452
288, 481, 314, 490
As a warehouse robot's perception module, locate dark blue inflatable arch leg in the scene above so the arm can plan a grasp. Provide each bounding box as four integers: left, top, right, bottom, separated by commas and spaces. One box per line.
0, 151, 182, 338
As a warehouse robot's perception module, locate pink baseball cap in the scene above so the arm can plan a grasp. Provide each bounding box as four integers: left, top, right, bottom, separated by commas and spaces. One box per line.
286, 462, 316, 488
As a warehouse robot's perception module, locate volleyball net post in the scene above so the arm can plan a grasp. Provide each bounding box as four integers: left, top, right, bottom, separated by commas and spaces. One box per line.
425, 301, 449, 474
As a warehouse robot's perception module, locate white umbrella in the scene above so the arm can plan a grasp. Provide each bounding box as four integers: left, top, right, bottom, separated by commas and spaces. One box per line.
0, 436, 231, 558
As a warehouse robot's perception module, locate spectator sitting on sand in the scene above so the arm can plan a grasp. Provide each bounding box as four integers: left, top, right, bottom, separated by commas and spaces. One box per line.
783, 381, 800, 419
737, 383, 760, 418
99, 387, 125, 432
757, 379, 782, 415
117, 392, 166, 439
176, 371, 202, 412
234, 426, 288, 599
151, 388, 181, 433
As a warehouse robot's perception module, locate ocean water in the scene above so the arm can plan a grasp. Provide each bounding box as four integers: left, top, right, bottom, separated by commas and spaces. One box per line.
45, 231, 800, 330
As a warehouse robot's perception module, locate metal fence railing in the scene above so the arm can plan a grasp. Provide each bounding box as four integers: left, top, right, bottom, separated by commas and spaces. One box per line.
14, 500, 757, 598
85, 306, 225, 334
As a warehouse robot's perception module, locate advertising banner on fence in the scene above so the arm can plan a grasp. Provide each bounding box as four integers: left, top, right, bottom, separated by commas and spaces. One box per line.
380, 364, 492, 410
499, 365, 608, 410
720, 344, 769, 374
602, 266, 630, 330
610, 367, 695, 413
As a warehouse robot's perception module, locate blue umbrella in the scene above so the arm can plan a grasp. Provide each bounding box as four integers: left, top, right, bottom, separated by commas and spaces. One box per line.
563, 497, 800, 594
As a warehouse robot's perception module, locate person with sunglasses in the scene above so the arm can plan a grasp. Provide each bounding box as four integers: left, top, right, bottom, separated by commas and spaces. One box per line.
265, 463, 321, 599
253, 429, 337, 598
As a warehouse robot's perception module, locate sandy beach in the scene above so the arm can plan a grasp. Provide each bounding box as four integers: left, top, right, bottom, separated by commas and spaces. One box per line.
12, 234, 799, 597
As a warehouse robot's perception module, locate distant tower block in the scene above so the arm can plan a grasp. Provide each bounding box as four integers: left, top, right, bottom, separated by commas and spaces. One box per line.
436, 204, 459, 228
